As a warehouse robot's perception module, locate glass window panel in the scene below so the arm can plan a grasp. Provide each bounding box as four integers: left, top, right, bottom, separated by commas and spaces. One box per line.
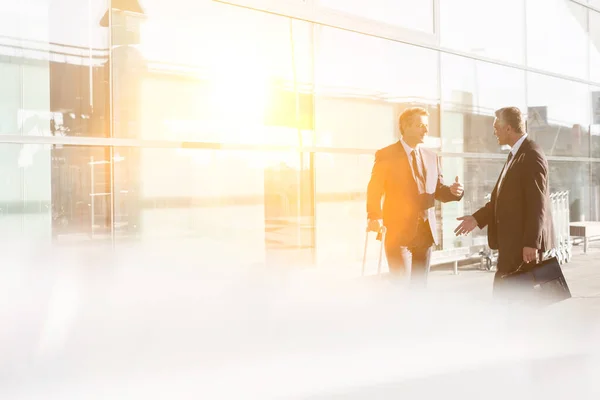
315, 26, 439, 150
592, 87, 600, 158
112, 147, 315, 268
0, 0, 51, 138
0, 0, 110, 137
440, 157, 504, 250
136, 0, 298, 74
49, 0, 109, 48
527, 0, 589, 79
53, 146, 114, 242
593, 128, 600, 160
118, 1, 312, 145
527, 72, 591, 157
0, 64, 23, 135
0, 0, 106, 46
0, 0, 49, 43
0, 144, 113, 243
0, 144, 51, 240
590, 9, 600, 83
550, 160, 592, 223
314, 153, 385, 274
591, 162, 600, 221
316, 0, 434, 34
439, 0, 524, 64
441, 53, 526, 153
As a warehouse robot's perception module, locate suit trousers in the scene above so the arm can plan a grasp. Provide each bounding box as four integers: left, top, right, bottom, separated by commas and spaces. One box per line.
385, 219, 434, 288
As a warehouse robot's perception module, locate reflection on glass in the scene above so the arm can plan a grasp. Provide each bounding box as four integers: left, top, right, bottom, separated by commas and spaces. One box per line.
591, 162, 600, 220
0, 0, 110, 137
0, 144, 51, 240
315, 26, 439, 150
590, 10, 600, 83
527, 0, 588, 79
111, 0, 146, 139
549, 161, 592, 222
314, 153, 379, 271
593, 106, 600, 158
526, 72, 590, 157
111, 0, 313, 144
317, 0, 434, 34
441, 158, 503, 250
441, 53, 526, 153
0, 64, 51, 136
52, 146, 113, 241
440, 0, 524, 64
0, 144, 113, 243
112, 147, 314, 268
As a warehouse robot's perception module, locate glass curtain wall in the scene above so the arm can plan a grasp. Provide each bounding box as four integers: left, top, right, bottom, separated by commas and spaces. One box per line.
109, 0, 316, 267
2, 0, 600, 270
0, 0, 110, 244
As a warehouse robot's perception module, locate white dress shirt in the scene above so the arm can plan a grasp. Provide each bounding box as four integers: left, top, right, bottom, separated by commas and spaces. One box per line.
401, 138, 428, 221
400, 137, 420, 161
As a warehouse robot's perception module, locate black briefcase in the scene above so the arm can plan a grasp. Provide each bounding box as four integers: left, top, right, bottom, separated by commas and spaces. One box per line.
500, 256, 572, 306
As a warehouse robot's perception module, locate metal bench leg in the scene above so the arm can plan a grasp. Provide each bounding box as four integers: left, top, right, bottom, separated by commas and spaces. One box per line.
453, 260, 458, 275
584, 237, 588, 254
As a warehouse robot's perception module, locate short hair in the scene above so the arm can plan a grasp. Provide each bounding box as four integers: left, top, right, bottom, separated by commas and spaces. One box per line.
495, 107, 525, 134
399, 107, 429, 135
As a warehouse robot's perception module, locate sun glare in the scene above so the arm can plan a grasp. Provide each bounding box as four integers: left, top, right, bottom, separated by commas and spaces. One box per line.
137, 6, 309, 171
208, 63, 268, 126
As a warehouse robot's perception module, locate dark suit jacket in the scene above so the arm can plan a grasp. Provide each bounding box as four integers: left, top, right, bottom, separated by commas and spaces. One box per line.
366, 141, 463, 246
472, 138, 555, 272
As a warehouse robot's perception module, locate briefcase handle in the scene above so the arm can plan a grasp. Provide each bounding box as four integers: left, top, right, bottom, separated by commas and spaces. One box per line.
361, 226, 387, 276
502, 252, 551, 278
501, 261, 530, 279
513, 250, 544, 273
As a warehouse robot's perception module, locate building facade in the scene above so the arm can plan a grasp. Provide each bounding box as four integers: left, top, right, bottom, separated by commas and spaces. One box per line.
2, 0, 600, 270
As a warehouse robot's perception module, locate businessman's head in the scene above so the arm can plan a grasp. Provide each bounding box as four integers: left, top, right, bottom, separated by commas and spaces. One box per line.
493, 107, 526, 147
399, 107, 429, 147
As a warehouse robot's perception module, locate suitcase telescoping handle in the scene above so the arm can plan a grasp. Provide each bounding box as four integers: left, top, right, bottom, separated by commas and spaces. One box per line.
362, 226, 387, 276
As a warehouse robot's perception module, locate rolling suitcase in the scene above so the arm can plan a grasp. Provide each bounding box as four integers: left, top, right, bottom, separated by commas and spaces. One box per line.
361, 226, 387, 276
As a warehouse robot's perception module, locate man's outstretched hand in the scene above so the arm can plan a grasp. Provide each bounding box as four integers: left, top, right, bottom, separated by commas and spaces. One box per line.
454, 215, 478, 236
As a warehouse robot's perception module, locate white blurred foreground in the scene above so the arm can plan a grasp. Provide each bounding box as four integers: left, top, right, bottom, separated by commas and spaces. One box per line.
0, 240, 599, 399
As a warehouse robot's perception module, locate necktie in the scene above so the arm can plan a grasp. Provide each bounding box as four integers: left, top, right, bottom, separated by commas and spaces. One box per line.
498, 152, 513, 192
411, 149, 427, 220
493, 152, 516, 227
411, 149, 426, 192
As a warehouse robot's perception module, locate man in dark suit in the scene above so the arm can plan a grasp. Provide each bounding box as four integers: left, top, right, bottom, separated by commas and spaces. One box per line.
367, 107, 464, 287
454, 107, 555, 298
